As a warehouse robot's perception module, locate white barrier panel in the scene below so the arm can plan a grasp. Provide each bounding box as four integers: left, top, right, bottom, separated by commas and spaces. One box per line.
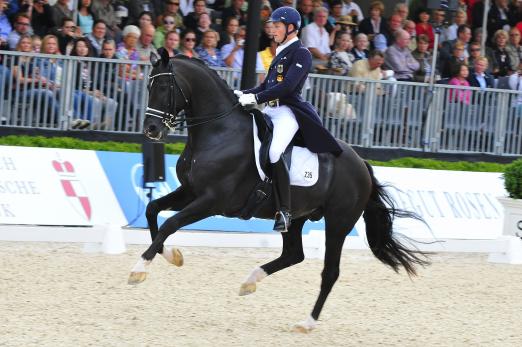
0, 146, 126, 226
373, 167, 506, 240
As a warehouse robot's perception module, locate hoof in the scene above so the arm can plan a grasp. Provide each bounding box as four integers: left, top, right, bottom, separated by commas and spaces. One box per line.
171, 248, 184, 267
292, 316, 317, 333
238, 282, 256, 296
128, 271, 147, 285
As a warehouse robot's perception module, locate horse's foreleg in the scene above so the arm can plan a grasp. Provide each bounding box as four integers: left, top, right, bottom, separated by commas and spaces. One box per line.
128, 195, 214, 285
239, 217, 306, 296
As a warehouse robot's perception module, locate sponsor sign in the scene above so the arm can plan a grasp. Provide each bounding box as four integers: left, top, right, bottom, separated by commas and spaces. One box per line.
0, 146, 126, 226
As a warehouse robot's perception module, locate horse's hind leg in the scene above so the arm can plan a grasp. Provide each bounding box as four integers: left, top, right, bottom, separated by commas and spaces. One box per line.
146, 186, 194, 266
239, 217, 306, 296
294, 218, 352, 333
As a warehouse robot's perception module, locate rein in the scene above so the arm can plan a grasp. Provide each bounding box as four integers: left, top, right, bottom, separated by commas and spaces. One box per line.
145, 67, 240, 131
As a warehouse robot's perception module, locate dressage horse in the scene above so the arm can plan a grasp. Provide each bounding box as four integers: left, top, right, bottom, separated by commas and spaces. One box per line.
130, 51, 428, 332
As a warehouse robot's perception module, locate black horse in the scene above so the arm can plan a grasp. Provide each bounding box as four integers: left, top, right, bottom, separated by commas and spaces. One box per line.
130, 51, 428, 332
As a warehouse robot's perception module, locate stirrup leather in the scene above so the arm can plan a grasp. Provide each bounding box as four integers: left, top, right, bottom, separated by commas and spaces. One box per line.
273, 210, 291, 232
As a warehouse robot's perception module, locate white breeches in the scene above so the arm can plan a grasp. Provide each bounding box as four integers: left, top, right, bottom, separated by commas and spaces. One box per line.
263, 105, 299, 163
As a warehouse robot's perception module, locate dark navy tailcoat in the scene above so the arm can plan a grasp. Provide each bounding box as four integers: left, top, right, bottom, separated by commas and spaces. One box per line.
243, 40, 343, 155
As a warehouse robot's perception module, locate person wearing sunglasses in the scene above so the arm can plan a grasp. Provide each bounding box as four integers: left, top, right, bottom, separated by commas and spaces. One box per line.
154, 14, 177, 48
156, 0, 184, 29
179, 29, 199, 58
7, 13, 33, 50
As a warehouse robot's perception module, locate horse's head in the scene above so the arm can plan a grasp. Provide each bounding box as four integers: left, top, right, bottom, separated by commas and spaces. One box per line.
144, 49, 189, 140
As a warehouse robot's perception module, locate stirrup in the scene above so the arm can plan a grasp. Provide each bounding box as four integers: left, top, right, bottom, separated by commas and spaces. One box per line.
273, 210, 291, 232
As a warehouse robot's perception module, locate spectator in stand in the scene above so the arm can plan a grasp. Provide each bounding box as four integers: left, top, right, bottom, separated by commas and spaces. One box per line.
136, 24, 158, 61
179, 29, 198, 58
301, 7, 331, 67
297, 0, 314, 34
383, 29, 420, 81
77, 0, 96, 35
195, 29, 225, 67
194, 12, 212, 45
471, 0, 485, 31
327, 31, 355, 75
508, 69, 522, 113
86, 19, 107, 56
8, 14, 33, 50
441, 42, 468, 78
28, 0, 55, 39
404, 20, 417, 52
508, 27, 522, 69
163, 30, 180, 56
430, 8, 446, 33
393, 2, 408, 23
221, 0, 247, 27
351, 33, 369, 61
412, 34, 433, 82
373, 14, 402, 49
468, 41, 493, 73
341, 0, 363, 23
137, 11, 154, 30
349, 49, 386, 93
183, 0, 208, 31
328, 0, 344, 30
358, 1, 388, 44
440, 24, 472, 63
415, 8, 434, 50
116, 25, 141, 78
153, 14, 177, 48
156, 0, 184, 30
100, 38, 117, 59
91, 0, 122, 41
221, 26, 263, 70
126, 0, 156, 27
179, 0, 194, 17
259, 20, 274, 52
448, 63, 471, 105
488, 29, 519, 77
218, 16, 238, 49
54, 17, 79, 55
259, 38, 277, 71
0, 0, 11, 48
441, 9, 467, 43
32, 35, 41, 52
487, 0, 512, 41
468, 56, 494, 88
52, 0, 73, 30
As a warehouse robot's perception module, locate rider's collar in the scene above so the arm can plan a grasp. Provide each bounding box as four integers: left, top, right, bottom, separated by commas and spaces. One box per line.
276, 37, 299, 57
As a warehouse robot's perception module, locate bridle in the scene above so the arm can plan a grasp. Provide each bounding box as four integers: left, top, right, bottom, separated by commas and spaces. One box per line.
145, 62, 240, 131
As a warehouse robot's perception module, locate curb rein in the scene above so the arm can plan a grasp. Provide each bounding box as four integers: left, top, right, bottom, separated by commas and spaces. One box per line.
145, 62, 240, 131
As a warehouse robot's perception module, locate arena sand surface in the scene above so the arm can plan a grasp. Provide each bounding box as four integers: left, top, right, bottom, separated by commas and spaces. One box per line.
1, 241, 521, 347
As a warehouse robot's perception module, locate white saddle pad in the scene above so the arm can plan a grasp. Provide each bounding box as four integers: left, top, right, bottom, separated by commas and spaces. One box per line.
252, 116, 319, 187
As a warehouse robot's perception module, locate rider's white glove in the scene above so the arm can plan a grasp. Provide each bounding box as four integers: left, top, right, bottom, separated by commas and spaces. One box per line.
233, 90, 243, 98
239, 93, 257, 106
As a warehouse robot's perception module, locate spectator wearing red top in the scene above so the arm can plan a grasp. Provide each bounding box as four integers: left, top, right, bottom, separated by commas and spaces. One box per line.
415, 8, 434, 50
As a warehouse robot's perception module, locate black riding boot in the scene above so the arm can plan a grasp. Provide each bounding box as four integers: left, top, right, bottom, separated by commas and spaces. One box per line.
272, 158, 291, 232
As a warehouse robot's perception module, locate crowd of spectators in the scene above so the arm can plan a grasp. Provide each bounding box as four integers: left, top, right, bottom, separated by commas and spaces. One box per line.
3, 0, 522, 127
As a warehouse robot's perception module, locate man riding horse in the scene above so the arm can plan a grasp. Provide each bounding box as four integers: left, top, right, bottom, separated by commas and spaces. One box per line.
235, 6, 342, 233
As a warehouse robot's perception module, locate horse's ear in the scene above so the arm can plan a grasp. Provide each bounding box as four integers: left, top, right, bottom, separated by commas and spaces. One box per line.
157, 47, 170, 66
150, 52, 160, 67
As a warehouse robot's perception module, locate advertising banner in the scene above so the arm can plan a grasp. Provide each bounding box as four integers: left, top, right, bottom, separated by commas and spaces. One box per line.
0, 146, 126, 226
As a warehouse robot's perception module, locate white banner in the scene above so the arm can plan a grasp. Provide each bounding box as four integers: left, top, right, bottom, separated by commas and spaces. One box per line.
0, 146, 126, 226
373, 167, 506, 240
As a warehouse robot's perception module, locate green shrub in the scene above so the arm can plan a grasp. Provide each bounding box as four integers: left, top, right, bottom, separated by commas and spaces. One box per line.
503, 158, 522, 199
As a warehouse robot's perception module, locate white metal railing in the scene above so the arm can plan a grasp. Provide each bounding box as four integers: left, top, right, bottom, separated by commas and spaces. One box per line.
1, 50, 521, 155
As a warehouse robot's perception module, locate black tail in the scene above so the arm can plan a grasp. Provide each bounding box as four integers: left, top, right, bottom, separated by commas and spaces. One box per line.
363, 162, 430, 276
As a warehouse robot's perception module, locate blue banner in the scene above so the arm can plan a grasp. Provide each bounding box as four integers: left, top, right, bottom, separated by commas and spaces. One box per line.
96, 151, 356, 235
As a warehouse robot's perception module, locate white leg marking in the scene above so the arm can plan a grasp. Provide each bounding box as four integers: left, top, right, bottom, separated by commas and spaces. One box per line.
239, 267, 267, 296
131, 257, 151, 273
293, 315, 317, 333
161, 246, 174, 263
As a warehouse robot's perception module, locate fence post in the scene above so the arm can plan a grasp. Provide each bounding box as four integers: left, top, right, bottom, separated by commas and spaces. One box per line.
493, 92, 510, 155
60, 59, 75, 130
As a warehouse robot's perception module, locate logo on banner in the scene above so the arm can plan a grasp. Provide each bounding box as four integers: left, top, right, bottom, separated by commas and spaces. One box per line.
52, 159, 92, 221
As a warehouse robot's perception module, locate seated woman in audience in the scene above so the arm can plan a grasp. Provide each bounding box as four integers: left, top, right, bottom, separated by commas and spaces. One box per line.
153, 14, 177, 48
36, 34, 63, 93
508, 27, 522, 71
179, 29, 198, 58
77, 0, 95, 36
415, 8, 434, 50
488, 30, 519, 78
412, 34, 433, 82
116, 25, 141, 80
70, 37, 118, 129
11, 34, 59, 123
327, 31, 355, 76
440, 42, 467, 78
448, 63, 471, 105
351, 33, 370, 61
195, 29, 225, 67
441, 9, 467, 43
194, 12, 212, 46
163, 31, 181, 57
136, 11, 154, 31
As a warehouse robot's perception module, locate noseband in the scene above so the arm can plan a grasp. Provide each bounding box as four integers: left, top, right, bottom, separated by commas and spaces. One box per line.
145, 63, 240, 131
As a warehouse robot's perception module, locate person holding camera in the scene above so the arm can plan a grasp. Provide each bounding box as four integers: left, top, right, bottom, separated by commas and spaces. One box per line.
221, 25, 263, 70
54, 17, 80, 55
24, 0, 55, 38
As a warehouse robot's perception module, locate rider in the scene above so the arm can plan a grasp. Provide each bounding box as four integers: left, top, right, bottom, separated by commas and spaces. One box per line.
235, 6, 343, 233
